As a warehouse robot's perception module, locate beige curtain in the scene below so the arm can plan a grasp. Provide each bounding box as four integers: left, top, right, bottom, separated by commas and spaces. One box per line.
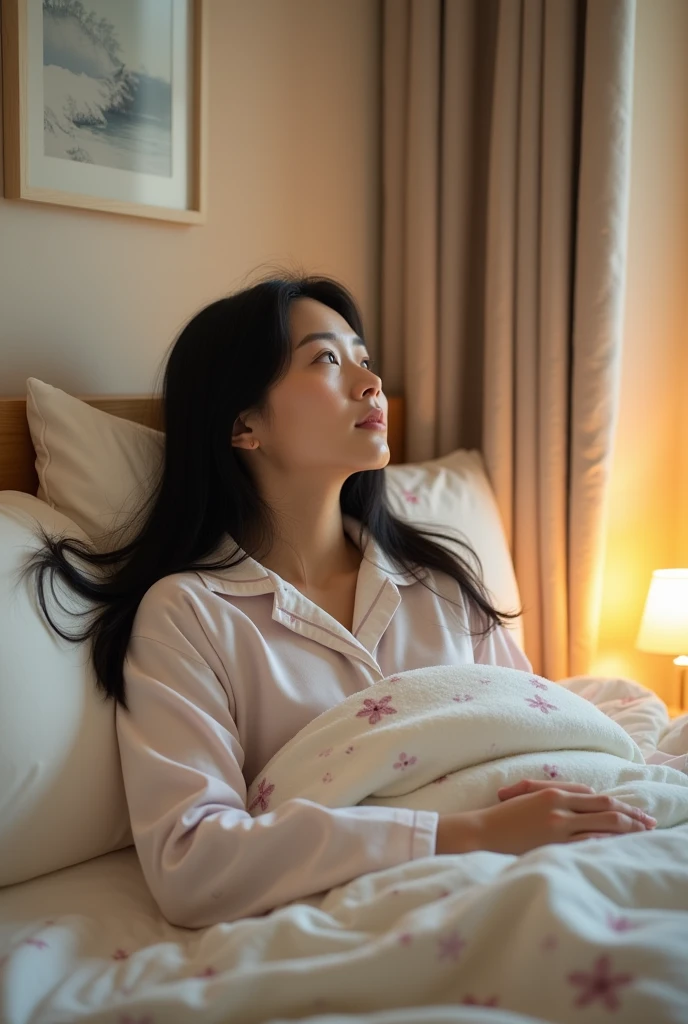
380, 0, 636, 679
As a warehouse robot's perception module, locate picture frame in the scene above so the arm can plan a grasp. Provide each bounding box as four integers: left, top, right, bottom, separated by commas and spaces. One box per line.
2, 0, 206, 224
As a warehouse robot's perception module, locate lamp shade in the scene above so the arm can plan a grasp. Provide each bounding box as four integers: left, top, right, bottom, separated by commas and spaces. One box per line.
636, 569, 688, 654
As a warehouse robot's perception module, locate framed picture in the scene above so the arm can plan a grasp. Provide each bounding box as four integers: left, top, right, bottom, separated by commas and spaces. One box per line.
2, 0, 206, 224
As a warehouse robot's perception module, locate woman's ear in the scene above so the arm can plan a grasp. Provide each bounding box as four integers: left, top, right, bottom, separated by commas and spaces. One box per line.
231, 415, 260, 451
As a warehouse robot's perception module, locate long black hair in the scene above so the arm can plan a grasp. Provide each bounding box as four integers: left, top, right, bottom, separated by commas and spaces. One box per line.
27, 272, 521, 709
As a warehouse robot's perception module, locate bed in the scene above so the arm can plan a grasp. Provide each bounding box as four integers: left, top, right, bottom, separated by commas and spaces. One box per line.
1, 382, 687, 1024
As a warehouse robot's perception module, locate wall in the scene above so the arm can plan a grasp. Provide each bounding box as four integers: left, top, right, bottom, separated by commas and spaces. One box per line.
680, 217, 688, 569
3, 0, 686, 703
592, 0, 688, 705
0, 0, 381, 395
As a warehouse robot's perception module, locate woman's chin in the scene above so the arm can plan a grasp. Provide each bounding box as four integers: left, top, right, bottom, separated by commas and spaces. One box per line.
356, 440, 390, 470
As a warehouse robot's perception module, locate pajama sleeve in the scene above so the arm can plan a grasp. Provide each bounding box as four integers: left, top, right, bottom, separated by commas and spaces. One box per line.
117, 596, 438, 928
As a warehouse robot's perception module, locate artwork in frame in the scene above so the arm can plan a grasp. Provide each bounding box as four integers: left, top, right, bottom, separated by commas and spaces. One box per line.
1, 0, 206, 224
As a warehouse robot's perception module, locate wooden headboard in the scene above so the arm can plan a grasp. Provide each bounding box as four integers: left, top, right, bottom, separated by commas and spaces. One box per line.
0, 394, 405, 495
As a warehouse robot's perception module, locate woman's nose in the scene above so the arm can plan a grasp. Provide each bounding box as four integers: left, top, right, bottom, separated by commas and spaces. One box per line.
356, 372, 382, 399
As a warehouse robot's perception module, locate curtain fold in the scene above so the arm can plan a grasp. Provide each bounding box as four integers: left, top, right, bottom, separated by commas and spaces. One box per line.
568, 0, 636, 675
381, 0, 636, 679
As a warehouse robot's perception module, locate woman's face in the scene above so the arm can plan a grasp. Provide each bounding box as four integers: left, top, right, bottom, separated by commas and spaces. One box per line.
234, 297, 389, 475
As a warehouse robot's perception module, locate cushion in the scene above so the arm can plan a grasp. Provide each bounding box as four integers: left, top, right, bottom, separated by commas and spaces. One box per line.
26, 378, 523, 646
386, 451, 523, 648
0, 491, 132, 886
26, 377, 164, 542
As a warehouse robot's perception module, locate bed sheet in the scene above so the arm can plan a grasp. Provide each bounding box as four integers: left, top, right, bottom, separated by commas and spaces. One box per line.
1, 676, 687, 1024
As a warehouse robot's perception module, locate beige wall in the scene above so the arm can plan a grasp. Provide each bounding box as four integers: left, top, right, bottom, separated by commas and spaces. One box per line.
2, 0, 687, 702
0, 0, 381, 395
592, 0, 688, 704
680, 201, 688, 569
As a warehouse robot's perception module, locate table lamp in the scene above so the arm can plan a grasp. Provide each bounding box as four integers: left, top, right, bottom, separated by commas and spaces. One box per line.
636, 569, 688, 711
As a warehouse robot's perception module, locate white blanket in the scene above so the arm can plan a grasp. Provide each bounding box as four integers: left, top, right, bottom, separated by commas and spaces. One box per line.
247, 665, 688, 828
2, 824, 688, 1023
2, 670, 688, 1024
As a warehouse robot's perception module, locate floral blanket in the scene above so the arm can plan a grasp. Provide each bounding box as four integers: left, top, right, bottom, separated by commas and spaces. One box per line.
2, 668, 688, 1023
247, 665, 688, 827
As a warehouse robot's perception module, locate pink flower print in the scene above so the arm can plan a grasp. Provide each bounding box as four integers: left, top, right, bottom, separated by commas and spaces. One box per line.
619, 696, 638, 705
388, 675, 402, 684
194, 966, 217, 978
433, 774, 449, 784
112, 948, 129, 960
462, 996, 500, 1006
345, 745, 355, 754
479, 677, 491, 685
402, 490, 419, 504
318, 747, 333, 758
398, 932, 414, 946
24, 938, 48, 950
437, 929, 466, 962
355, 695, 398, 725
568, 955, 634, 1011
543, 764, 560, 779
541, 933, 559, 951
393, 751, 418, 770
322, 772, 333, 783
529, 677, 548, 691
607, 914, 638, 932
526, 694, 558, 714
453, 694, 474, 704
248, 777, 275, 812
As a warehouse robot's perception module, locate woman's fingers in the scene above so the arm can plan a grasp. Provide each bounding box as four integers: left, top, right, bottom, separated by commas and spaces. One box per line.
572, 812, 651, 834
560, 793, 656, 828
566, 832, 617, 842
498, 782, 657, 830
498, 778, 594, 800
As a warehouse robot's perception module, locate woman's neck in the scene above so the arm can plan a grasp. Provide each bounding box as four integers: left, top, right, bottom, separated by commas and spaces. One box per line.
256, 486, 361, 590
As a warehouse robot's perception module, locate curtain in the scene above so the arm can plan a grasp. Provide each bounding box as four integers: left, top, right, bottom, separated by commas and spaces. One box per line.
380, 0, 636, 679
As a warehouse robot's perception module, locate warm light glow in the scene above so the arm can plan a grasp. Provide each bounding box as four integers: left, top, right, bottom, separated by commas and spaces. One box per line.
636, 569, 688, 655
589, 652, 637, 680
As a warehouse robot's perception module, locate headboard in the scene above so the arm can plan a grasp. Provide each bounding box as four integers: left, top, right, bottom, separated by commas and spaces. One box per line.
0, 394, 406, 495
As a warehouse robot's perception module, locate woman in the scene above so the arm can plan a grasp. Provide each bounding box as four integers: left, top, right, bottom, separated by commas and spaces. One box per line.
32, 274, 655, 927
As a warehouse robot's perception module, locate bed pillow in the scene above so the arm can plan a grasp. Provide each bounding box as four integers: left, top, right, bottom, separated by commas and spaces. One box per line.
0, 491, 132, 887
26, 377, 164, 542
26, 378, 523, 646
385, 451, 523, 648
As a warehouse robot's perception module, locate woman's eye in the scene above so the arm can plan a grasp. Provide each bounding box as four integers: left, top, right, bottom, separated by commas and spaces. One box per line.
315, 351, 375, 369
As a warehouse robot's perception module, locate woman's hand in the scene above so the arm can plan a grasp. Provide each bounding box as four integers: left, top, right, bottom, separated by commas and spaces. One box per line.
436, 780, 657, 857
485, 779, 656, 853
498, 778, 607, 801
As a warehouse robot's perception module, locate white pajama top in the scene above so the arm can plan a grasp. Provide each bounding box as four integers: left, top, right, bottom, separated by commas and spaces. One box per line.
116, 516, 531, 927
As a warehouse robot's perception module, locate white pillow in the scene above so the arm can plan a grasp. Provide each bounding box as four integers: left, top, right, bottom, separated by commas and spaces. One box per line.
386, 451, 523, 648
27, 377, 164, 542
26, 378, 523, 646
0, 491, 132, 886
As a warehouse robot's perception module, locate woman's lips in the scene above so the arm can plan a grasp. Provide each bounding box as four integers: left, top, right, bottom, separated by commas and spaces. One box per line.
355, 420, 386, 431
